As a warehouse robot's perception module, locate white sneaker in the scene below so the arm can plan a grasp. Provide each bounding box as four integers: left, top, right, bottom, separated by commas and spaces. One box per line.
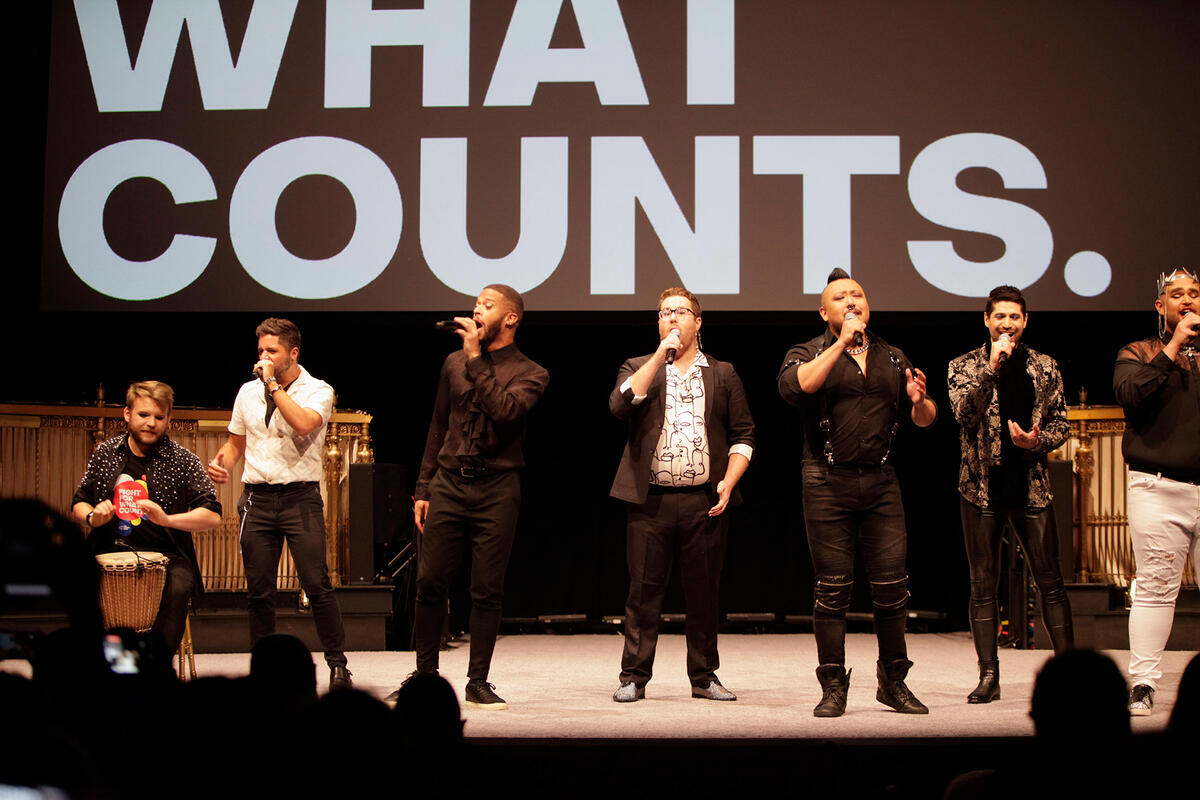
1128, 684, 1154, 716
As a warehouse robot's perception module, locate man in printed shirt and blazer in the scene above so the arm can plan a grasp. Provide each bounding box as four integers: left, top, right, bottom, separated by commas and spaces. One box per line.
609, 287, 755, 703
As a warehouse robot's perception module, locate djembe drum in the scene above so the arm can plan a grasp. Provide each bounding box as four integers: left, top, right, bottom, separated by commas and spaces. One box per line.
95, 551, 169, 632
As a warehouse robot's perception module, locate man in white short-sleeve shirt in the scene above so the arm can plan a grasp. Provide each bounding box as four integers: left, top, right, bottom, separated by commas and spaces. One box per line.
208, 317, 351, 689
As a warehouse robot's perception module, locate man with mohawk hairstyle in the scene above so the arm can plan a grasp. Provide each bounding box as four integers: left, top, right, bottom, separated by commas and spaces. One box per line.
1115, 267, 1200, 717
778, 268, 937, 717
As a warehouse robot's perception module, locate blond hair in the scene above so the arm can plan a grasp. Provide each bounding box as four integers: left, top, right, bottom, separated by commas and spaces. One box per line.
125, 381, 174, 415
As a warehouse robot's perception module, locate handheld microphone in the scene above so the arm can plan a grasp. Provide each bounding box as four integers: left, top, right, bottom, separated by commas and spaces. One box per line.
997, 332, 1012, 365
434, 319, 480, 332
665, 328, 679, 365
844, 311, 864, 348
253, 365, 263, 380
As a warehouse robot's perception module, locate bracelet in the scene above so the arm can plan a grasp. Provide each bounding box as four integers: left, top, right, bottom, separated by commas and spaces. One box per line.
86, 510, 94, 526
269, 383, 283, 394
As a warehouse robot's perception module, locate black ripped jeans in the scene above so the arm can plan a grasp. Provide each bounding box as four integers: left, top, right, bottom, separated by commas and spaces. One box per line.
802, 463, 911, 668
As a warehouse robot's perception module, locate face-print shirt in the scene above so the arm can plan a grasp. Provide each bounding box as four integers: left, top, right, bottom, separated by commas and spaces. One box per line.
650, 352, 711, 486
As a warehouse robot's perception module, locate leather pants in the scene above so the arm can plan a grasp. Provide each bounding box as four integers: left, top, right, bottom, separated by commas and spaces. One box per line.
960, 497, 1073, 663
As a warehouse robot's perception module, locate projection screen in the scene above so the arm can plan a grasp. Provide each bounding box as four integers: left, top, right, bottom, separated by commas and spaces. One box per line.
41, 0, 1200, 311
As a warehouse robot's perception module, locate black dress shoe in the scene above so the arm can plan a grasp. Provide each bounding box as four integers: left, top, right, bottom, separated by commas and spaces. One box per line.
967, 665, 1001, 704
329, 665, 353, 690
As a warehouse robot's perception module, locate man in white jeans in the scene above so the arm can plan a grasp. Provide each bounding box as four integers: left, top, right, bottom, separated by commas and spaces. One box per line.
1113, 268, 1200, 716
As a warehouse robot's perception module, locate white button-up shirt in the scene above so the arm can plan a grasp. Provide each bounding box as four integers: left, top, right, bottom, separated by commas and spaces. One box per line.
229, 365, 334, 485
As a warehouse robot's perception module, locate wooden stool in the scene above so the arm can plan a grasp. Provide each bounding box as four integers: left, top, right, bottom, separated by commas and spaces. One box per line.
176, 605, 197, 680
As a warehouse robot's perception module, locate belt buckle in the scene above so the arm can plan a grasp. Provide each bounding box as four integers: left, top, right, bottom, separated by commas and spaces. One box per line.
458, 465, 482, 479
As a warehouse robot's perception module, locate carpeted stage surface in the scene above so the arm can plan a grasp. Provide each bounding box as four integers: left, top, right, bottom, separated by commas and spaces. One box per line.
43, 632, 1179, 740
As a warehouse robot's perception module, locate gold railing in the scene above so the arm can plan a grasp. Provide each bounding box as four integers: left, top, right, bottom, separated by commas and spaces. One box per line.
0, 402, 374, 591
1061, 404, 1195, 588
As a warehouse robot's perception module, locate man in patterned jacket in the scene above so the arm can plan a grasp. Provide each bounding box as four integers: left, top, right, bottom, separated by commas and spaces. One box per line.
73, 380, 221, 654
948, 285, 1073, 705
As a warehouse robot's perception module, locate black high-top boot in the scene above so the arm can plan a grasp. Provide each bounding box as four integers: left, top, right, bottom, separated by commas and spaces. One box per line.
967, 661, 1001, 703
876, 658, 928, 714
813, 665, 851, 718
968, 605, 1001, 703
1042, 595, 1074, 655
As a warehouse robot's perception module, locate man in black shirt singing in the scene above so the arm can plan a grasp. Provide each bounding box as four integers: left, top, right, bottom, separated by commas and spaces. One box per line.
1115, 267, 1200, 717
72, 381, 221, 653
387, 285, 549, 710
778, 269, 936, 717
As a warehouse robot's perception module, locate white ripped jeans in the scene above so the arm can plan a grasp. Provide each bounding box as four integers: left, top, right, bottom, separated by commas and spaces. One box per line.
1127, 470, 1200, 689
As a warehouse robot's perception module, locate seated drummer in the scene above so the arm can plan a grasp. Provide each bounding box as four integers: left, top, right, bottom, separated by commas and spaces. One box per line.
72, 381, 221, 653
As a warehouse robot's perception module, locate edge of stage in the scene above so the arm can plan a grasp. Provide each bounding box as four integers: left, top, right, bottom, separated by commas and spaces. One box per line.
4, 633, 1187, 797
3, 633, 1176, 740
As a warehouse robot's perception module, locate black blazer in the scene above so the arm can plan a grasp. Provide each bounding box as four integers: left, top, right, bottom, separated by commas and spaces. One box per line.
608, 353, 755, 505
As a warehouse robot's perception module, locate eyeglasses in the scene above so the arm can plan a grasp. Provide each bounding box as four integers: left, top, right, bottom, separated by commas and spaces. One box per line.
657, 307, 695, 320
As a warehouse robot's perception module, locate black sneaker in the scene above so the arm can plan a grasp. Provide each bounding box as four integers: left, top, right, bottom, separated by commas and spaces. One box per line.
329, 665, 353, 691
1128, 683, 1154, 716
384, 669, 438, 708
465, 679, 508, 710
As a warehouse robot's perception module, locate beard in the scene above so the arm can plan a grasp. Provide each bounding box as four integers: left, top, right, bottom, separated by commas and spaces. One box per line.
129, 427, 163, 449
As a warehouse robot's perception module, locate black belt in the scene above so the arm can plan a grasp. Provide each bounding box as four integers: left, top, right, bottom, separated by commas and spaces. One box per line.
648, 483, 709, 495
828, 463, 886, 473
444, 464, 509, 481
243, 481, 319, 492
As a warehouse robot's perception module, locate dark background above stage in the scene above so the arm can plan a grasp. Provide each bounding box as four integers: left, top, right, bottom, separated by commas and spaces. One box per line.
0, 301, 1149, 629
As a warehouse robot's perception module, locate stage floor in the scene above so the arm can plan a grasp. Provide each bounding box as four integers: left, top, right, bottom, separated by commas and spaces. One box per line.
4, 632, 1187, 740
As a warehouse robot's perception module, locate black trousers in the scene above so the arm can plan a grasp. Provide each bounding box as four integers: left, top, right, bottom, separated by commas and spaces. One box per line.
152, 555, 196, 654
959, 496, 1073, 661
239, 483, 347, 667
802, 464, 911, 668
620, 485, 728, 687
414, 469, 521, 681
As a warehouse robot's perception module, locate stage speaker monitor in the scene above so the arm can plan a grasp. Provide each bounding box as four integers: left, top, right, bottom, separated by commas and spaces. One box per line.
1048, 459, 1074, 582
348, 462, 408, 585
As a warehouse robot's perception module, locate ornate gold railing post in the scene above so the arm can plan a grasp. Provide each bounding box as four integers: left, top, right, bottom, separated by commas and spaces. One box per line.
92, 384, 107, 449
1073, 427, 1094, 581
323, 423, 345, 584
